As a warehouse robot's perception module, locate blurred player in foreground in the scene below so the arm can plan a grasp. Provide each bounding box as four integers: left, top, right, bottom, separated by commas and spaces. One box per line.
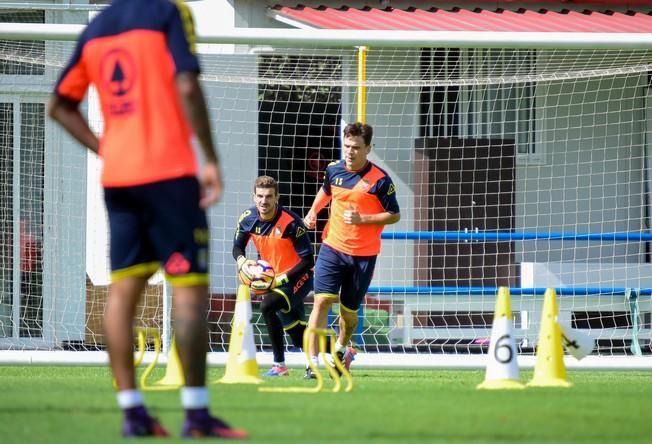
48, 0, 246, 438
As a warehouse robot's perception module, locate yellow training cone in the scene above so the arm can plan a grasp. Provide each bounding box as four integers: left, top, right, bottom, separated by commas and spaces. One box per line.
527, 288, 572, 388
217, 285, 262, 384
148, 335, 185, 389
477, 287, 524, 390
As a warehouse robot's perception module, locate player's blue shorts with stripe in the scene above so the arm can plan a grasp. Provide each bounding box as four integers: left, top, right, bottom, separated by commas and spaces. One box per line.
313, 243, 377, 311
273, 270, 313, 328
103, 176, 209, 287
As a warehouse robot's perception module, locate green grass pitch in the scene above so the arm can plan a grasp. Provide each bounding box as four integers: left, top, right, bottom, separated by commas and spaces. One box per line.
0, 366, 649, 443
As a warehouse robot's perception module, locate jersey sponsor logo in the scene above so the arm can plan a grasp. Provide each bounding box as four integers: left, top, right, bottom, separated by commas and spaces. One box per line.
255, 226, 261, 234
165, 252, 191, 275
293, 272, 310, 293
100, 48, 136, 115
295, 226, 306, 238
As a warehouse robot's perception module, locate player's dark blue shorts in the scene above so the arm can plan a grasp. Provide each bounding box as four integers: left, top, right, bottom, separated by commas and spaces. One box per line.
103, 176, 209, 287
313, 243, 377, 312
271, 270, 313, 329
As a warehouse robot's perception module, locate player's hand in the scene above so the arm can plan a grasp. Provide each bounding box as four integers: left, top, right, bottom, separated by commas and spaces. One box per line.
303, 211, 317, 229
343, 205, 362, 225
199, 161, 223, 209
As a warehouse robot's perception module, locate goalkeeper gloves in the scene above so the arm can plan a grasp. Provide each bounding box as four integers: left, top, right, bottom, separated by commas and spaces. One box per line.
251, 273, 287, 293
237, 256, 257, 283
250, 279, 272, 292
274, 273, 289, 288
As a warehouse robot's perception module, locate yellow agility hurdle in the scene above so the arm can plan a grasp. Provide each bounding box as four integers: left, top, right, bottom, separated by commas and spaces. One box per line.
111, 327, 160, 390
111, 328, 183, 391
138, 328, 184, 391
258, 327, 353, 394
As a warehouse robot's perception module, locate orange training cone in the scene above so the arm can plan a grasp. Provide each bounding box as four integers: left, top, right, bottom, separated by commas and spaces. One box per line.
477, 287, 524, 390
217, 285, 262, 384
527, 288, 572, 388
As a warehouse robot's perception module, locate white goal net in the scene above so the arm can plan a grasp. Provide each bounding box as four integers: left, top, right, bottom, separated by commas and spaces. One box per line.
2, 7, 652, 367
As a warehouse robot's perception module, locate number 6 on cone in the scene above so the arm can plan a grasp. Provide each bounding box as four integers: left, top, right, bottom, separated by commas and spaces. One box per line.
477, 287, 524, 390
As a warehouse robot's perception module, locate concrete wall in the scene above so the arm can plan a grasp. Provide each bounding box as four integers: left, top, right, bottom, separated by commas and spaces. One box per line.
516, 73, 647, 264
0, 4, 89, 345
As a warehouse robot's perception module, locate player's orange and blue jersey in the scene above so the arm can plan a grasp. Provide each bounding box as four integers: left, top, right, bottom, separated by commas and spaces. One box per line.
321, 160, 400, 256
53, 0, 199, 187
234, 206, 313, 275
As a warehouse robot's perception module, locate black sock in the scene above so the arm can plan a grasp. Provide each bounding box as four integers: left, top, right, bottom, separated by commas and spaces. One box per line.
186, 407, 210, 422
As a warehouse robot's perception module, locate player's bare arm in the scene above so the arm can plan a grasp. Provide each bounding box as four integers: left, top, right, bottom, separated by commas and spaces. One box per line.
199, 162, 223, 209
47, 96, 99, 154
304, 188, 331, 229
343, 209, 400, 225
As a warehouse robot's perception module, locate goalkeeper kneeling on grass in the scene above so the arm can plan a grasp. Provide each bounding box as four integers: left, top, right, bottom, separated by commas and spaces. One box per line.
233, 176, 314, 377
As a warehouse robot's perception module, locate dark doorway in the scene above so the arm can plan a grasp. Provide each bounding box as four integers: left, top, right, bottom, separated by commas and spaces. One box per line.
258, 100, 340, 215
257, 55, 341, 242
414, 138, 517, 287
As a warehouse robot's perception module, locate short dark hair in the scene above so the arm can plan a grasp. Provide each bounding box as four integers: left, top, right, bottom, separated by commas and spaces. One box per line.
343, 122, 373, 146
254, 175, 278, 195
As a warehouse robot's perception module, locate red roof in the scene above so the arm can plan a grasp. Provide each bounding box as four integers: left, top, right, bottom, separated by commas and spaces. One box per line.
270, 6, 652, 32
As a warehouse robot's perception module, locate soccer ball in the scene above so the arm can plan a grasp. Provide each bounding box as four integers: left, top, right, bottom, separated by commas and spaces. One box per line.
249, 259, 275, 294
239, 259, 275, 293
238, 259, 257, 286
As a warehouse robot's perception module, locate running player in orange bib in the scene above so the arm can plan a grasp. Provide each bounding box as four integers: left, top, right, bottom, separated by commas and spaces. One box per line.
303, 122, 400, 378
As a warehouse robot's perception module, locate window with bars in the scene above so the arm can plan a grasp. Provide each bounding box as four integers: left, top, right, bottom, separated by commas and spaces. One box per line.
419, 48, 539, 162
0, 97, 45, 339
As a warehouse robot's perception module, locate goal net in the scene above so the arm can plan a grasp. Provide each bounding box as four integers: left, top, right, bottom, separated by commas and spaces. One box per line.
2, 10, 652, 367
